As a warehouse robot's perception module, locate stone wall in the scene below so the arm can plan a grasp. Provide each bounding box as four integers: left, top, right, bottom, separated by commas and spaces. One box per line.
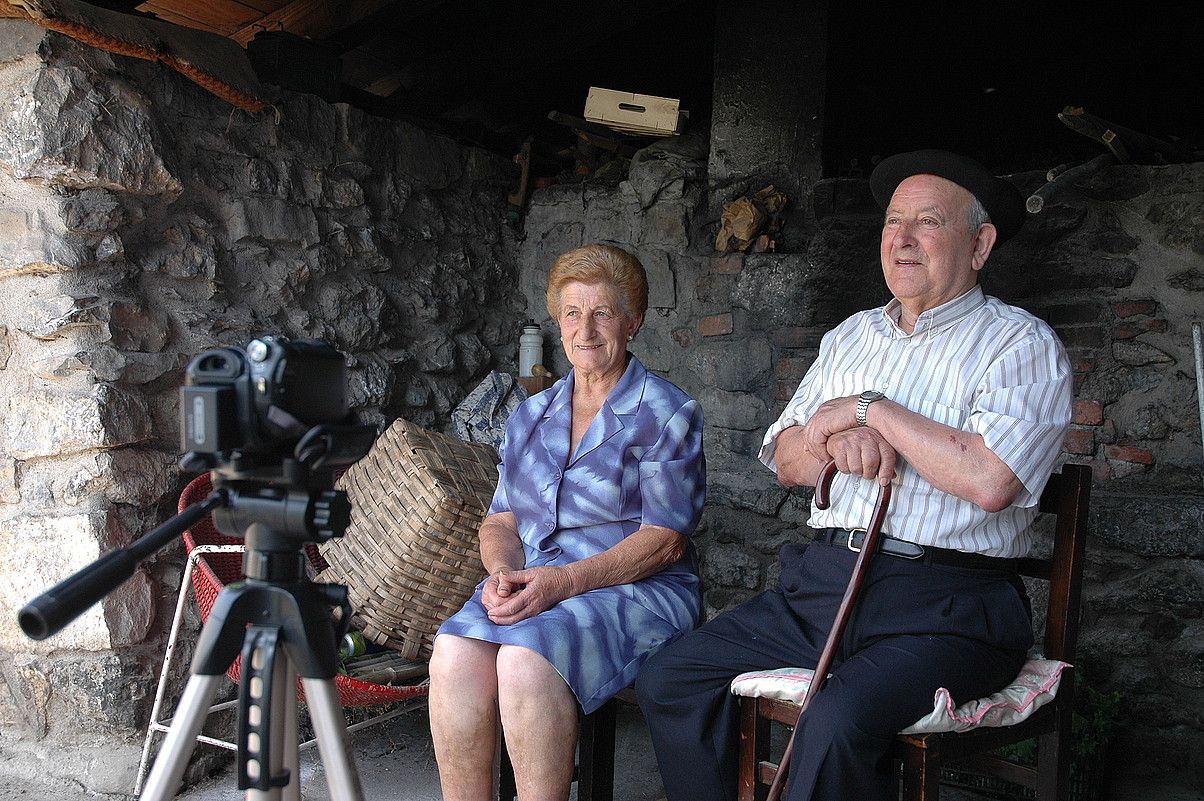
517, 152, 1203, 787
0, 24, 523, 792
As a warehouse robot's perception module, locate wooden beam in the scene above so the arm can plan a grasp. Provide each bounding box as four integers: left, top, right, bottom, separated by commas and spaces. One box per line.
230, 0, 397, 46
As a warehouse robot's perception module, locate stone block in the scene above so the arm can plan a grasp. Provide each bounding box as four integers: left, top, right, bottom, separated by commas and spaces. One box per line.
638, 201, 690, 249
706, 460, 787, 517
57, 449, 179, 507
7, 384, 151, 460
0, 512, 111, 652
1113, 340, 1173, 366
1091, 495, 1203, 557
710, 254, 744, 274
635, 248, 676, 309
0, 64, 180, 197
699, 387, 767, 431
1162, 623, 1204, 688
687, 339, 772, 394
701, 543, 761, 590
17, 294, 107, 341
221, 195, 319, 246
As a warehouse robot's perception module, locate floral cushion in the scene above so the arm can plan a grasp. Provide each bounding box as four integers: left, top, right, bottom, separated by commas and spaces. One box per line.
730, 657, 1069, 735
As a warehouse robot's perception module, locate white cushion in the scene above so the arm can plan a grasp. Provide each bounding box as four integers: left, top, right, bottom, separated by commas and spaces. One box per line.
730, 658, 1069, 735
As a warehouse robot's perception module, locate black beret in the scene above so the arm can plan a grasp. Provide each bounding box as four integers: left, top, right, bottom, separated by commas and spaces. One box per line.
869, 149, 1026, 246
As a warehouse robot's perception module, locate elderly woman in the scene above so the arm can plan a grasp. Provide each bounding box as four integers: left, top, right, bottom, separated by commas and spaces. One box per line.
428, 243, 706, 801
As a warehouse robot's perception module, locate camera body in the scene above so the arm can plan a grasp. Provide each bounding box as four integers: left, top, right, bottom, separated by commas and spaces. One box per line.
181, 336, 348, 461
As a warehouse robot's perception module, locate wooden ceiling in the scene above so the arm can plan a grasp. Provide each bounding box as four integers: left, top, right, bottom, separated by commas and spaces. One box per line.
83, 0, 711, 154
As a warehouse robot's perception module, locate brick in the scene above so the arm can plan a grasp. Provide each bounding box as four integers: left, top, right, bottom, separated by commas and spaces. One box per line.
671, 327, 695, 348
698, 313, 734, 337
1055, 326, 1105, 349
777, 380, 798, 401
1063, 428, 1096, 455
1112, 300, 1157, 319
1112, 323, 1141, 340
1105, 444, 1154, 465
772, 327, 823, 349
1113, 318, 1169, 340
1090, 461, 1111, 482
776, 357, 808, 382
710, 255, 744, 274
1070, 353, 1097, 373
1071, 399, 1104, 425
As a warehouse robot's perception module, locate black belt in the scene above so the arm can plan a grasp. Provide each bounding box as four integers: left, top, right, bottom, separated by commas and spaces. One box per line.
813, 528, 1017, 572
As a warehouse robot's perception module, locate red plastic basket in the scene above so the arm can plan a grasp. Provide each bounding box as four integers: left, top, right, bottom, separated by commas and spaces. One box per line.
179, 473, 428, 706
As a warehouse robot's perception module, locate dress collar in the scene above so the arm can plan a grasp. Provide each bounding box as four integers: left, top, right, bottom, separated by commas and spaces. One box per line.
883, 285, 987, 337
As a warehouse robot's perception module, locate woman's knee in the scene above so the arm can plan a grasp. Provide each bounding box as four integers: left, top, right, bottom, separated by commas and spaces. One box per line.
429, 635, 498, 696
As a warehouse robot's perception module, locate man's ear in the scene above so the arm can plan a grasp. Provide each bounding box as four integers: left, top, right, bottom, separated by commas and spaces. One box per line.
971, 223, 998, 272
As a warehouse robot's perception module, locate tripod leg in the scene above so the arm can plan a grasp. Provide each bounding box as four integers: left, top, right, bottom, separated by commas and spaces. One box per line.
139, 675, 225, 801
301, 678, 366, 801
247, 652, 298, 801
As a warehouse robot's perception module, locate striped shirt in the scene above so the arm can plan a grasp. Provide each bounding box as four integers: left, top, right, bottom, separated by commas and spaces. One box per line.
759, 286, 1072, 558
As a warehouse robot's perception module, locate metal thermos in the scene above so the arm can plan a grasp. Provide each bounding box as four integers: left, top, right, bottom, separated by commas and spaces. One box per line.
519, 321, 543, 377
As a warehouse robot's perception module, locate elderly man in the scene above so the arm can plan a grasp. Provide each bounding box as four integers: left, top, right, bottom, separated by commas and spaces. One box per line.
636, 150, 1072, 801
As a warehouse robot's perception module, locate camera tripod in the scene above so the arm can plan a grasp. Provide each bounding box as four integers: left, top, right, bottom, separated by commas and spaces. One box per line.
137, 480, 366, 801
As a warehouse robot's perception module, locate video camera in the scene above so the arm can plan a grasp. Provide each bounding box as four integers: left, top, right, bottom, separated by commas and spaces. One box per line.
180, 336, 375, 481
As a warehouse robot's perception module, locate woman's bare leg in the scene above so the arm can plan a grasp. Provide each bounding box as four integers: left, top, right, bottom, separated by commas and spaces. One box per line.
429, 634, 503, 801
496, 644, 579, 801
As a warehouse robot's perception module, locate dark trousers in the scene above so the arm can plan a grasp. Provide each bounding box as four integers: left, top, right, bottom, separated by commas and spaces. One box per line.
636, 540, 1033, 801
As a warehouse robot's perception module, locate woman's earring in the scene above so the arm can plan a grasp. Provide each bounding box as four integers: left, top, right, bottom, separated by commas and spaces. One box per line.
627, 335, 633, 341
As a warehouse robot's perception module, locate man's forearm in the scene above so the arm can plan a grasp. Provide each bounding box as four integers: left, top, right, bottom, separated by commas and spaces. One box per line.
865, 400, 1022, 511
772, 425, 831, 487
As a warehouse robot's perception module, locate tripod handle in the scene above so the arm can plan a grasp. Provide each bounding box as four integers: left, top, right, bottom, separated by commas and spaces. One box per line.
18, 491, 226, 641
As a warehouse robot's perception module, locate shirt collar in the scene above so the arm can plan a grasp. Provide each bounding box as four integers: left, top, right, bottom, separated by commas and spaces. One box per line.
882, 285, 987, 337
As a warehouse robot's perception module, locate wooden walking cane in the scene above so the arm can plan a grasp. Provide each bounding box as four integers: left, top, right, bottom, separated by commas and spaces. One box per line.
764, 460, 893, 801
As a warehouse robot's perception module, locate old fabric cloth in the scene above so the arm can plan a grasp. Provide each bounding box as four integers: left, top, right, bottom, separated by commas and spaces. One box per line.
437, 356, 705, 713
759, 285, 1072, 557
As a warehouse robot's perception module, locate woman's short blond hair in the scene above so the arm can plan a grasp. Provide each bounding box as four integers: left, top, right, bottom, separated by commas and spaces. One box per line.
545, 244, 649, 320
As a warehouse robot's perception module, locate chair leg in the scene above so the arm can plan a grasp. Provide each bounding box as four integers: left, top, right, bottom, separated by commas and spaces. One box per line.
498, 734, 517, 801
901, 742, 940, 801
578, 698, 617, 801
738, 697, 770, 801
1036, 696, 1074, 801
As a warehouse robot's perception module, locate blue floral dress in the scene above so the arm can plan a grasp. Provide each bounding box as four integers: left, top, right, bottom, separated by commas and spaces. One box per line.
436, 356, 706, 713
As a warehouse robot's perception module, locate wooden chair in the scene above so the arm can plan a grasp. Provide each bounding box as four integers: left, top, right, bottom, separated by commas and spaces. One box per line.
737, 463, 1091, 801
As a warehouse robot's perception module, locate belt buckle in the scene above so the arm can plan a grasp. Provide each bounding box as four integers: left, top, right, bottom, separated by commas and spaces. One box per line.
846, 528, 867, 554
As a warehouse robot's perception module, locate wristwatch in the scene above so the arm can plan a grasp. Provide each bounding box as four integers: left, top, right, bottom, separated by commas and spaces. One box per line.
856, 390, 886, 427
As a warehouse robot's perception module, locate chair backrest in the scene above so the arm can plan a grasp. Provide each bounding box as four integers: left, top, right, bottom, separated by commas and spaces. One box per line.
1016, 463, 1091, 662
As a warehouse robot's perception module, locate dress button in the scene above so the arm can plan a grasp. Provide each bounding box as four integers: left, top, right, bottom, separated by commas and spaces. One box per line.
545, 522, 555, 532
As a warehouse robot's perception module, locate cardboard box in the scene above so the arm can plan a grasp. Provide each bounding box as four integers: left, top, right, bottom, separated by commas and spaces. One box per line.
584, 87, 682, 136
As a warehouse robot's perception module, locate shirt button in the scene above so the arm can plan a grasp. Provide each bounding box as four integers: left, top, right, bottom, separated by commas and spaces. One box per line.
553, 471, 562, 480
545, 522, 555, 532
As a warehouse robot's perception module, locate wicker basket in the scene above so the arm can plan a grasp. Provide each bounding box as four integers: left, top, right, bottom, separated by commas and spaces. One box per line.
318, 417, 499, 660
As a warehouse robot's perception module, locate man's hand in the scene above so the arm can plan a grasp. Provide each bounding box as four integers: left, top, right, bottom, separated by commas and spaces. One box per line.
826, 428, 898, 486
483, 566, 577, 625
803, 395, 860, 460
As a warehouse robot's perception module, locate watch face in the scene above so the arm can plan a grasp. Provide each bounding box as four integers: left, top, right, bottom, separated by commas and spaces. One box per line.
861, 390, 885, 402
